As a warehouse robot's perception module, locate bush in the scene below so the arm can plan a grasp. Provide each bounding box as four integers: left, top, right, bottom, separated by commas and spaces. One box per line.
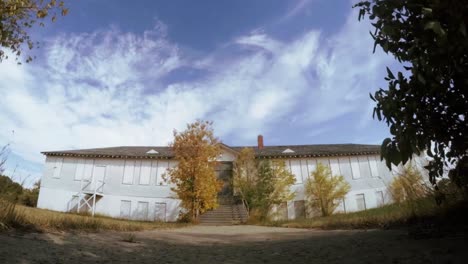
389, 165, 430, 204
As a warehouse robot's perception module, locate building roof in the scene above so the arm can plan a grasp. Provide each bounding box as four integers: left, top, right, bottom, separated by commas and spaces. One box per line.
41, 143, 380, 159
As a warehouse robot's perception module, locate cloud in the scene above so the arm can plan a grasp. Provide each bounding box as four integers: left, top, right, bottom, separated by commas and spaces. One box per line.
0, 9, 393, 185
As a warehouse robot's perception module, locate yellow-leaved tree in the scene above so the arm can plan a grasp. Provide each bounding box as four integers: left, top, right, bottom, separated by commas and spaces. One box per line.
167, 120, 222, 222
389, 164, 428, 204
233, 147, 295, 221
304, 162, 350, 217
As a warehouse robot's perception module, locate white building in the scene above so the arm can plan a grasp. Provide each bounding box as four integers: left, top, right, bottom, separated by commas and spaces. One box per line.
37, 135, 396, 222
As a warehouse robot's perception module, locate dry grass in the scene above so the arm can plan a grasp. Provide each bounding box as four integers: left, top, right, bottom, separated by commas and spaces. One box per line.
263, 198, 443, 229
0, 200, 189, 232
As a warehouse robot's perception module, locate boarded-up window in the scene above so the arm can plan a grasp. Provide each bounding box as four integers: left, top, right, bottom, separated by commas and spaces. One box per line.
338, 157, 353, 180
290, 160, 302, 184
139, 161, 151, 185
120, 200, 131, 219
123, 160, 135, 184
329, 158, 341, 177
300, 160, 309, 180
83, 159, 94, 181
369, 157, 379, 177
156, 160, 169, 186
136, 201, 149, 221
356, 194, 366, 211
376, 191, 384, 206
154, 202, 166, 221
294, 200, 306, 219
307, 159, 317, 176
358, 156, 371, 178
350, 157, 361, 179
74, 159, 85, 181
52, 158, 63, 178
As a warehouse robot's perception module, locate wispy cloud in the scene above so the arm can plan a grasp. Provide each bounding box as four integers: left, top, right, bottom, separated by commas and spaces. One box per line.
0, 9, 393, 185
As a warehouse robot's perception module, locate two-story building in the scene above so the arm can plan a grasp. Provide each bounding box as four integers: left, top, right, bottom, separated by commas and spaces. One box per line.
37, 135, 395, 222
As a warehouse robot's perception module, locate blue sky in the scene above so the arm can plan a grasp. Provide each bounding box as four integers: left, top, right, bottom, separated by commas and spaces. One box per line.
0, 0, 397, 186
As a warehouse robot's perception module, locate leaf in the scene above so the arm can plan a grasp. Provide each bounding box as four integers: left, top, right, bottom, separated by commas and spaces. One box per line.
386, 67, 395, 79
425, 21, 446, 37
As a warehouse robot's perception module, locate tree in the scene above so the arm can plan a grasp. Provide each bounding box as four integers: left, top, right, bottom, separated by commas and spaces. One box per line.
167, 120, 222, 222
354, 1, 468, 189
233, 148, 295, 221
304, 163, 350, 217
232, 147, 257, 213
0, 0, 68, 63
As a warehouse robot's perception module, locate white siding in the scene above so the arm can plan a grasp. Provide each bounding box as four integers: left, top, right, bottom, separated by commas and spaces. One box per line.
120, 200, 131, 219
307, 159, 317, 176
123, 160, 135, 184
156, 160, 169, 186
300, 160, 309, 180
376, 191, 384, 206
136, 201, 149, 221
356, 194, 366, 211
154, 202, 166, 221
139, 160, 151, 185
83, 159, 94, 181
52, 158, 63, 178
350, 157, 361, 179
290, 160, 302, 184
329, 158, 341, 176
358, 156, 372, 178
74, 159, 85, 181
369, 156, 379, 177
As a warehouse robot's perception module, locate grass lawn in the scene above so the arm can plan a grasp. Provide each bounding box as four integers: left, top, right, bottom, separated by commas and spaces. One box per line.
0, 200, 189, 232
261, 198, 456, 229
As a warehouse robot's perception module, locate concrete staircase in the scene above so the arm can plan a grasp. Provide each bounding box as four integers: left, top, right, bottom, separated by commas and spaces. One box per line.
199, 197, 248, 225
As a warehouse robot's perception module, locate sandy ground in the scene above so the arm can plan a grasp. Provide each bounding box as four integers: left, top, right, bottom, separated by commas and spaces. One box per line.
0, 225, 467, 264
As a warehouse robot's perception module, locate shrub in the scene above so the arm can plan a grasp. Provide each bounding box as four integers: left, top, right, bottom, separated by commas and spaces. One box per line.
389, 165, 429, 204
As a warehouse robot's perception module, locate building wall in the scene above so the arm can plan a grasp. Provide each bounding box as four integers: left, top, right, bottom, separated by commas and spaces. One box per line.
37, 156, 181, 221
38, 152, 396, 221
278, 155, 395, 220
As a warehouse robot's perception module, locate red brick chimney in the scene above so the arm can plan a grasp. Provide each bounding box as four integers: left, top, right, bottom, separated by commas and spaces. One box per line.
257, 135, 264, 149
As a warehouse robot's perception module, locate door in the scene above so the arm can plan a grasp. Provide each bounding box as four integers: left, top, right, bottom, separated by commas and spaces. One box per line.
215, 162, 233, 196
154, 202, 166, 222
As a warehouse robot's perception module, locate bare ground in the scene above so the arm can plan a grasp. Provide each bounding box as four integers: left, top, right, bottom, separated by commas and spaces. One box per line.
0, 225, 466, 264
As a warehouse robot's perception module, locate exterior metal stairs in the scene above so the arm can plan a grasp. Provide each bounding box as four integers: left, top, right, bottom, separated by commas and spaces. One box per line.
75, 176, 105, 216
199, 196, 248, 225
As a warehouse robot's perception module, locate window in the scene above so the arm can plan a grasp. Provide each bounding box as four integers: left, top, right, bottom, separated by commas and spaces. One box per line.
290, 160, 302, 184
356, 194, 366, 211
52, 158, 63, 178
307, 159, 317, 176
83, 159, 94, 181
294, 200, 306, 219
376, 191, 384, 206
369, 157, 379, 177
350, 157, 361, 179
329, 158, 341, 177
136, 201, 149, 221
74, 159, 85, 181
139, 161, 151, 185
156, 160, 169, 186
154, 202, 167, 221
123, 160, 135, 184
120, 200, 131, 219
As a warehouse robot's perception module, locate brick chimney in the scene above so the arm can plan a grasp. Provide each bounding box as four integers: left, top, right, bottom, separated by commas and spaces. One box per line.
257, 135, 264, 149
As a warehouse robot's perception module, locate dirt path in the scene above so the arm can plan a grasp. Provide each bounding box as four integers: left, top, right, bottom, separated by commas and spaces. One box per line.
0, 225, 466, 263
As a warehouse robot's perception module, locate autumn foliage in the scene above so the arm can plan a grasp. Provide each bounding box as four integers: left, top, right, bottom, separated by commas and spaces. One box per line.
304, 163, 350, 217
167, 120, 222, 221
233, 148, 295, 221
